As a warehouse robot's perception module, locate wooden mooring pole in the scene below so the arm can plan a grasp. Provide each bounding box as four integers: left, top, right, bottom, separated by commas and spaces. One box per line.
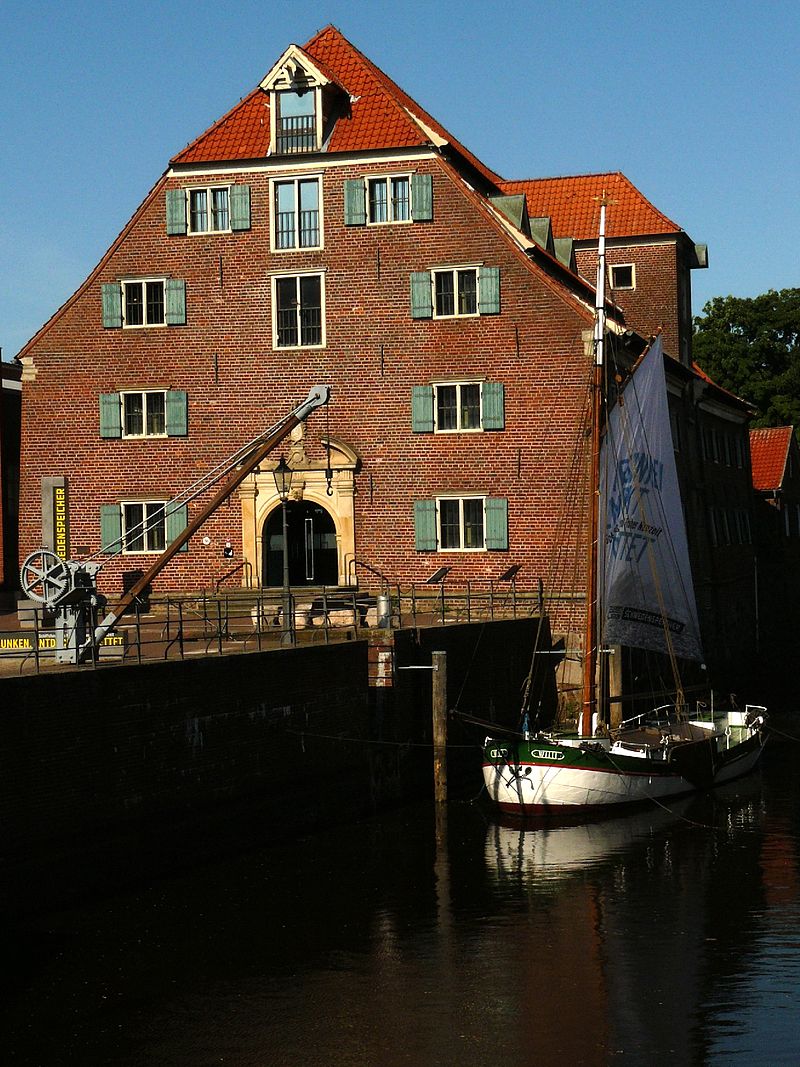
432, 650, 447, 805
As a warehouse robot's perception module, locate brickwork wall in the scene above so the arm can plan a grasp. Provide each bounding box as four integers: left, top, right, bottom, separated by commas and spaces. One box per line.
1, 642, 370, 853
576, 241, 683, 359
19, 155, 595, 602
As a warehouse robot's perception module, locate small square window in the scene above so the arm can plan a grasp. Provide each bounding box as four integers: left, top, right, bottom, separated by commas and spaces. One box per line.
610, 264, 635, 290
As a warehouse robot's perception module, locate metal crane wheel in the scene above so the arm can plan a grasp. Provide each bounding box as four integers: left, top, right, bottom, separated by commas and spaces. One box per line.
20, 549, 70, 605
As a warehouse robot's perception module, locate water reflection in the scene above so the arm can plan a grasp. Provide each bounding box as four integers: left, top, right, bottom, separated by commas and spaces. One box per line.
4, 740, 800, 1065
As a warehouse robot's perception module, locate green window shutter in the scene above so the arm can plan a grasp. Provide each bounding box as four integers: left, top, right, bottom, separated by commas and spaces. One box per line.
485, 498, 508, 550
414, 500, 438, 551
100, 505, 122, 555
411, 173, 433, 221
99, 393, 122, 438
478, 266, 501, 315
410, 272, 433, 319
166, 502, 189, 552
166, 189, 187, 235
482, 382, 505, 430
165, 279, 186, 325
165, 391, 188, 436
411, 386, 434, 432
230, 184, 251, 231
344, 179, 366, 226
101, 283, 122, 328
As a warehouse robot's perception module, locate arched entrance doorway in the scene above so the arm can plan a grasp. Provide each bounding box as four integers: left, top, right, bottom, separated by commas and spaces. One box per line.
262, 500, 339, 587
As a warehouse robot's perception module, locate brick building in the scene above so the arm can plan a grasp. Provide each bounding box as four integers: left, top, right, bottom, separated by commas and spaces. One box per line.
750, 426, 800, 664
1, 360, 22, 605
15, 26, 759, 683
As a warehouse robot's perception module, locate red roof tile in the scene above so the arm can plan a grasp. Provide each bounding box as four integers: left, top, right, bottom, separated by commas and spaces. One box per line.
750, 426, 794, 491
498, 172, 681, 240
171, 89, 271, 165
172, 25, 500, 183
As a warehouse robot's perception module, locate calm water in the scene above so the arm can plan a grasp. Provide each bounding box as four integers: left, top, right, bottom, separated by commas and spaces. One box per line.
4, 723, 800, 1066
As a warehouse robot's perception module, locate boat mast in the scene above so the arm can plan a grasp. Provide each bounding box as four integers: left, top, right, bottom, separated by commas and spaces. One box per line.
580, 197, 608, 737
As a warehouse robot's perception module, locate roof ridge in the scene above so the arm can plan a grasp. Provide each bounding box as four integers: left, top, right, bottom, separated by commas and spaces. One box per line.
501, 171, 680, 231
501, 171, 625, 184
304, 25, 502, 184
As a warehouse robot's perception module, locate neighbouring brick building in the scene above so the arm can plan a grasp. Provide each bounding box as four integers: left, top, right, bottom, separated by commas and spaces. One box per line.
15, 26, 760, 685
1, 361, 22, 606
750, 426, 800, 662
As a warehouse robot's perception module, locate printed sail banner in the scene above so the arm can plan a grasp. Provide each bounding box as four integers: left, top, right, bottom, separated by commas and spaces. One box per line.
600, 337, 704, 662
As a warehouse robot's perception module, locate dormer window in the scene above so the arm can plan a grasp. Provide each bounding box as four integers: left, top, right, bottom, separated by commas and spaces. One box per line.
261, 45, 343, 156
276, 89, 317, 154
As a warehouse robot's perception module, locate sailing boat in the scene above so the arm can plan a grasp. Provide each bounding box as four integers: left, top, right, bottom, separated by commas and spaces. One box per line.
482, 202, 767, 814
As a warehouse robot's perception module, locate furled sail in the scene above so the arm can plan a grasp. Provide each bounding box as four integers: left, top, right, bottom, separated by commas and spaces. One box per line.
600, 337, 704, 662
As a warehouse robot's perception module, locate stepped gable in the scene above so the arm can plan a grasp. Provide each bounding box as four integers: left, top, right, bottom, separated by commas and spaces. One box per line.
750, 426, 794, 491
498, 172, 681, 239
172, 24, 501, 183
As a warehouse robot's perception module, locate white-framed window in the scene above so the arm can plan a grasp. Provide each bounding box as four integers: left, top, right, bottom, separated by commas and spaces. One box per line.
414, 497, 507, 551
272, 272, 325, 348
121, 391, 166, 438
187, 186, 230, 233
433, 267, 478, 318
275, 88, 319, 153
610, 263, 635, 290
410, 266, 499, 319
271, 176, 322, 250
434, 382, 482, 431
412, 381, 504, 434
122, 501, 167, 554
438, 496, 486, 551
123, 279, 165, 327
99, 390, 187, 439
368, 175, 411, 224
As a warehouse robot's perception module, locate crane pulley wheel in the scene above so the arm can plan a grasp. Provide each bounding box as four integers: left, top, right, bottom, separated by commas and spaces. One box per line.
20, 549, 70, 606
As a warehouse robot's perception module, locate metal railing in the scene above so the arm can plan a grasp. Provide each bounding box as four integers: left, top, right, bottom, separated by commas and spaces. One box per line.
1, 582, 573, 675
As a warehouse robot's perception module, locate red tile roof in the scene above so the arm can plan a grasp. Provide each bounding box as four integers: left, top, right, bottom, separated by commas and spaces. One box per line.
171, 25, 500, 183
498, 172, 682, 240
750, 426, 794, 491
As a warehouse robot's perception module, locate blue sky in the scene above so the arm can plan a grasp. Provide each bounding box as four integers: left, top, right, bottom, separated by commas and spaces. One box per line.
2, 0, 797, 360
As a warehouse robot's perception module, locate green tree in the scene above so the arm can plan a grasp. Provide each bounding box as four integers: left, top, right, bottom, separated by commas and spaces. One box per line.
693, 288, 800, 427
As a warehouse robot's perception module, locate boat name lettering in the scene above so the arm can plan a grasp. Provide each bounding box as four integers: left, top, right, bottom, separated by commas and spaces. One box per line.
487, 747, 509, 760
531, 748, 565, 761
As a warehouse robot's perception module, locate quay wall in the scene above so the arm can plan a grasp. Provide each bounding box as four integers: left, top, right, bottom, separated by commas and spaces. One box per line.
0, 619, 541, 911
